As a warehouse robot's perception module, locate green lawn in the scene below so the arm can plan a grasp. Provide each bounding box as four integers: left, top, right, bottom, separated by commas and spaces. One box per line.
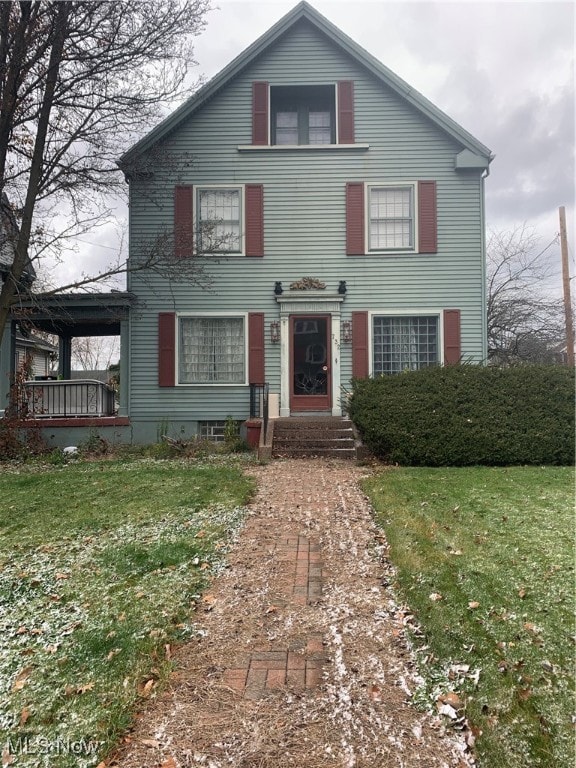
0, 456, 254, 767
363, 466, 575, 768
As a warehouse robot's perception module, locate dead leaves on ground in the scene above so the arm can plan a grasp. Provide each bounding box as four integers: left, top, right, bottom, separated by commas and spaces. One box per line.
64, 681, 94, 696
11, 666, 32, 692
138, 678, 156, 698
201, 593, 217, 610
19, 706, 31, 726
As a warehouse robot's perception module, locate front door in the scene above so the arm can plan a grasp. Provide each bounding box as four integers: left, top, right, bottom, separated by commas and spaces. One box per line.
290, 314, 331, 411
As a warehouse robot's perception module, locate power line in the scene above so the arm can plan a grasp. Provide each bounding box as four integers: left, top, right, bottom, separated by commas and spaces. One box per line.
69, 237, 123, 252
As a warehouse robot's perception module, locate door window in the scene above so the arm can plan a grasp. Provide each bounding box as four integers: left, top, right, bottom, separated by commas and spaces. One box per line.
292, 317, 328, 395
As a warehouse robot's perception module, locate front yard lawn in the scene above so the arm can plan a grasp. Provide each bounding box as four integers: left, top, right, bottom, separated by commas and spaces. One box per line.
363, 466, 575, 768
0, 457, 254, 767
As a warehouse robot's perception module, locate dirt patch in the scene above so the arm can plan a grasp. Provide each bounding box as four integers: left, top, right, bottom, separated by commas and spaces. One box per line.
109, 459, 473, 768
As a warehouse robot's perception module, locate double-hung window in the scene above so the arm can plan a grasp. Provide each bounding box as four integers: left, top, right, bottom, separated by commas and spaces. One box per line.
368, 185, 414, 251
271, 85, 335, 145
179, 316, 246, 384
196, 187, 242, 253
373, 315, 439, 375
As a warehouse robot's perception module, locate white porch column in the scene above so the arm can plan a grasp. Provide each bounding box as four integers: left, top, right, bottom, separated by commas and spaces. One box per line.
279, 313, 291, 417
330, 314, 342, 417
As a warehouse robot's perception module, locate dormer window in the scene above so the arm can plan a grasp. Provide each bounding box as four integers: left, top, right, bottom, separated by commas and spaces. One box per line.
251, 81, 355, 146
271, 85, 335, 145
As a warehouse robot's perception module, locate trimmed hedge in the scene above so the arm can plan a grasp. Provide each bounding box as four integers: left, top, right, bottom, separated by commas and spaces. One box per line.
348, 365, 575, 466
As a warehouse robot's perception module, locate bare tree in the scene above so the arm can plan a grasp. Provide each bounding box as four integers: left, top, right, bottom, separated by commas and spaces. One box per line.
0, 0, 212, 339
487, 226, 566, 365
72, 336, 119, 371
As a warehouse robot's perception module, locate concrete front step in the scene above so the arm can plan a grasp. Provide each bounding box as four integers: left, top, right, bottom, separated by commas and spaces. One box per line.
274, 447, 357, 458
272, 417, 358, 459
276, 418, 353, 428
274, 437, 355, 448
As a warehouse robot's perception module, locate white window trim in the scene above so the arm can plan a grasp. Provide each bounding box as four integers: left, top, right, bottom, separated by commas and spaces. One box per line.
366, 182, 419, 254
368, 309, 444, 376
176, 312, 249, 386
238, 144, 369, 152
334, 81, 340, 145
194, 185, 245, 256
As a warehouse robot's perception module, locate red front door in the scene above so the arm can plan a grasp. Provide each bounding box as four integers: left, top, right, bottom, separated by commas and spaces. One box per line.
290, 315, 331, 412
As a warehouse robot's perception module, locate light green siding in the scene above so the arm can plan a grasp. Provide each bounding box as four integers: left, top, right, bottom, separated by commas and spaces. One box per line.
126, 19, 488, 437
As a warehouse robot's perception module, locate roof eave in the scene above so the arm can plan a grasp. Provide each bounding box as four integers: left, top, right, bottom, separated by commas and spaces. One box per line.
119, 3, 312, 169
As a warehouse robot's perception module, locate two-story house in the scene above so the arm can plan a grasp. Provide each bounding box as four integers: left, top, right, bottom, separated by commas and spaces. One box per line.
114, 1, 492, 444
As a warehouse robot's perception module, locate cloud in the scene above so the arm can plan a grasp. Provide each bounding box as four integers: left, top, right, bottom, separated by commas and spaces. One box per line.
487, 86, 575, 222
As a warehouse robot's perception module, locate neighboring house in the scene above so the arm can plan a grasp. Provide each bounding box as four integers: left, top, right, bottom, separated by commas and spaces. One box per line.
1, 193, 41, 404
15, 332, 56, 378
0, 192, 36, 286
0, 192, 126, 423
118, 1, 492, 443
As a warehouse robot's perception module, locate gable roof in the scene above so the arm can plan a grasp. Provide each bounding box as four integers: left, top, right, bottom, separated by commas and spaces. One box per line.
119, 1, 493, 169
16, 331, 57, 354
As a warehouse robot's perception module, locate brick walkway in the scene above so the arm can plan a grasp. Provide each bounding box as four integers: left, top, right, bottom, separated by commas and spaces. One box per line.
114, 459, 471, 768
275, 534, 323, 605
223, 533, 326, 699
223, 634, 326, 699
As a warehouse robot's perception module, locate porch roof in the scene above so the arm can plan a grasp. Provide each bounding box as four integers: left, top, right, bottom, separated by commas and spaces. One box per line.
11, 292, 134, 337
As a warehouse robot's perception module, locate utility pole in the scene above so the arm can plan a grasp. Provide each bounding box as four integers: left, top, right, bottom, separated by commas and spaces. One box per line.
559, 206, 574, 366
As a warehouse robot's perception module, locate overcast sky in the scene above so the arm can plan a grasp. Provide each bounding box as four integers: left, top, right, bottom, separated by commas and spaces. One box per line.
64, 0, 575, 294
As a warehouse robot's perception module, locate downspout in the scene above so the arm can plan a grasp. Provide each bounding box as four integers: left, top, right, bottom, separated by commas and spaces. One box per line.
480, 166, 490, 365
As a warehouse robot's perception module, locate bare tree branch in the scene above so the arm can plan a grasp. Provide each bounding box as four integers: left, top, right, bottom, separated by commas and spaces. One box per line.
0, 0, 212, 339
487, 226, 566, 365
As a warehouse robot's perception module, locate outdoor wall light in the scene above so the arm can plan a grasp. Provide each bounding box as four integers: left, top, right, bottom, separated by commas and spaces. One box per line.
274, 281, 283, 295
270, 321, 280, 343
342, 320, 352, 343
338, 280, 347, 295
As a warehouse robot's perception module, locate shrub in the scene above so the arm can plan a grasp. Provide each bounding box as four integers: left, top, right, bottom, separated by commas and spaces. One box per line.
0, 415, 47, 461
348, 365, 575, 466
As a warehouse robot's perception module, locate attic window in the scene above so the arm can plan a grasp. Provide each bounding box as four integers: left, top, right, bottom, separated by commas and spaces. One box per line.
271, 85, 335, 145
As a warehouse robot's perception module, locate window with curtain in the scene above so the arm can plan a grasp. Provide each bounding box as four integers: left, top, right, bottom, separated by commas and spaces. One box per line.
373, 315, 438, 375
179, 317, 245, 384
197, 188, 241, 253
369, 186, 414, 250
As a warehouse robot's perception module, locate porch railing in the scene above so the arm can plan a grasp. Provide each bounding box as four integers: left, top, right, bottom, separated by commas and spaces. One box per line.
249, 382, 269, 437
22, 379, 116, 418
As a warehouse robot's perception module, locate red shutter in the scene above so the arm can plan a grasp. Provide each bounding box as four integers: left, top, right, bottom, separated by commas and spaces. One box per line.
248, 313, 265, 383
338, 81, 355, 144
158, 312, 176, 387
443, 309, 461, 365
352, 311, 369, 378
174, 185, 193, 258
418, 180, 437, 253
346, 182, 365, 255
245, 184, 264, 257
252, 81, 269, 145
